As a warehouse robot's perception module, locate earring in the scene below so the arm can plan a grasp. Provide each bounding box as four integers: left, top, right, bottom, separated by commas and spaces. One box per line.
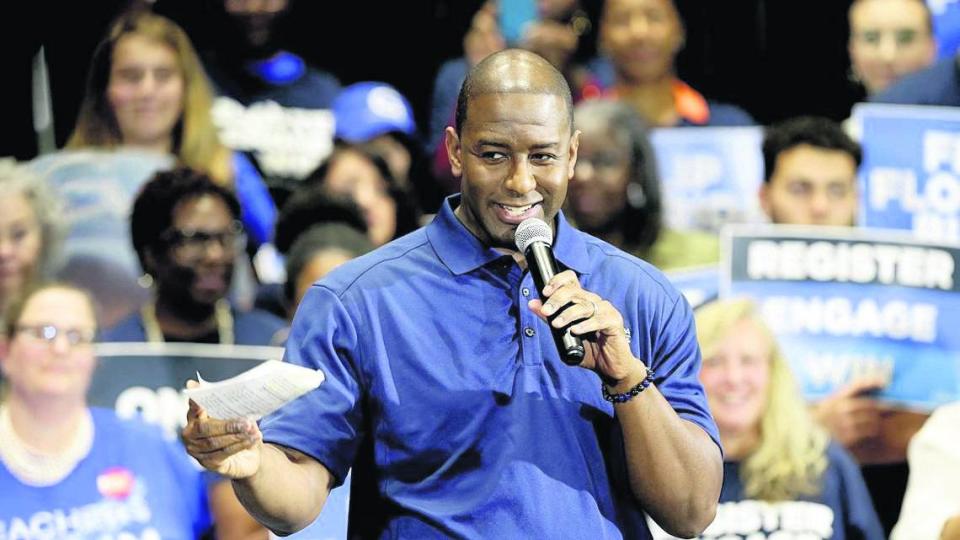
627, 183, 647, 208
137, 273, 154, 288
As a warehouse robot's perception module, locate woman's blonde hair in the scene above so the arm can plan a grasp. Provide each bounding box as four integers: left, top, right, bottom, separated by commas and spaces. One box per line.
66, 10, 232, 185
695, 298, 829, 501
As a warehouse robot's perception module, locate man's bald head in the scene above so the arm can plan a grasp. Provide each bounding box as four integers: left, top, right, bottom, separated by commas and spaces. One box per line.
455, 49, 574, 135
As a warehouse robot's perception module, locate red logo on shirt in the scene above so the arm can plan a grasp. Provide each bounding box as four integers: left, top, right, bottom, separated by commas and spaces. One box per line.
97, 467, 135, 499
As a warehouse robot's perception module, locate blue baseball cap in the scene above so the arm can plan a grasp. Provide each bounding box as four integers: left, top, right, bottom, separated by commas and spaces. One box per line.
333, 82, 416, 142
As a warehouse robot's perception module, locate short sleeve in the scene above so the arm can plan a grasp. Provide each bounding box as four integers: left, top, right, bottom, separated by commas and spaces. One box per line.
649, 294, 721, 452
259, 285, 365, 485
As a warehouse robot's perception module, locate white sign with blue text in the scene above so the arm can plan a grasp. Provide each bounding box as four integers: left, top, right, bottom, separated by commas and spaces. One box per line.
721, 225, 960, 411
855, 103, 960, 242
651, 127, 766, 232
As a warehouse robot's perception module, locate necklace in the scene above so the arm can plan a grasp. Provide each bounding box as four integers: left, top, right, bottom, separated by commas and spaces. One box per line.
0, 404, 94, 487
141, 298, 234, 345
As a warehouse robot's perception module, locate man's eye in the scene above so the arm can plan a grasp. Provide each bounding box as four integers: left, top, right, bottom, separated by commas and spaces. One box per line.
895, 29, 918, 47
860, 30, 881, 45
828, 183, 851, 198
531, 153, 557, 163
482, 152, 507, 161
787, 182, 811, 196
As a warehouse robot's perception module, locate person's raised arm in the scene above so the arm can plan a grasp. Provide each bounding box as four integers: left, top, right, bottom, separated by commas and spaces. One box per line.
183, 390, 335, 536
530, 271, 722, 537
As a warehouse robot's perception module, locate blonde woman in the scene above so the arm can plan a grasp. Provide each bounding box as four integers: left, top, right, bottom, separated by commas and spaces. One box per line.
68, 10, 230, 182
651, 299, 884, 539
67, 9, 275, 246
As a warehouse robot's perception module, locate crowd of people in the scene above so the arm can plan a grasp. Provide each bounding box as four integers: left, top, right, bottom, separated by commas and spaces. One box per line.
1, 0, 958, 538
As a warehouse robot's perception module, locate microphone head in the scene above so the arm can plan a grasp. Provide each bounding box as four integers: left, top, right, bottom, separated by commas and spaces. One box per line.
514, 218, 553, 253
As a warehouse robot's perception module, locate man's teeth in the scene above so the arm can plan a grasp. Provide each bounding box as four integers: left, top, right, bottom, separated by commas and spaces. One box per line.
502, 204, 533, 215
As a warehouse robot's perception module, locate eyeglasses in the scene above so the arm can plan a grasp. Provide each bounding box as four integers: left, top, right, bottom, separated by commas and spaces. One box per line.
16, 324, 97, 347
159, 221, 244, 260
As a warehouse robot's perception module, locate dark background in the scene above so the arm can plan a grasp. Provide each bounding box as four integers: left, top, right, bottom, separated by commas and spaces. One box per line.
3, 0, 862, 160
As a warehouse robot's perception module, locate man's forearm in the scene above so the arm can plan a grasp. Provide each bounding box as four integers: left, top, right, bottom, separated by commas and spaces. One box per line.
232, 443, 334, 536
613, 378, 722, 538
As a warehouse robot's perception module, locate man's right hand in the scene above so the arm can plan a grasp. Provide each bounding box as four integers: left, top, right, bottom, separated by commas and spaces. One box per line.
812, 377, 886, 449
183, 380, 263, 479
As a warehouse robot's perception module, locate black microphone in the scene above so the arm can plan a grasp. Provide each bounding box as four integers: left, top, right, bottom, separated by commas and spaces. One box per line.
515, 218, 585, 366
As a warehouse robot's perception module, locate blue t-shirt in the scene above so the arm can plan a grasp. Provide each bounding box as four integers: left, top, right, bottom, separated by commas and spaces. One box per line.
101, 306, 286, 346
261, 195, 719, 539
651, 442, 884, 539
0, 408, 211, 540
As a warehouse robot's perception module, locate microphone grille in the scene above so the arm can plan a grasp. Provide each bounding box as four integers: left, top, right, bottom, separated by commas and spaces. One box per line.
514, 218, 553, 252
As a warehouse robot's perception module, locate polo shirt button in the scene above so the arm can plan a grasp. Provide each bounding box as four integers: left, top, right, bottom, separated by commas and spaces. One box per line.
524, 327, 535, 337
521, 287, 530, 297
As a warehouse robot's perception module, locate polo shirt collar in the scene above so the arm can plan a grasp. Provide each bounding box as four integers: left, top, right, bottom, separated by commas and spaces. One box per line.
427, 195, 592, 276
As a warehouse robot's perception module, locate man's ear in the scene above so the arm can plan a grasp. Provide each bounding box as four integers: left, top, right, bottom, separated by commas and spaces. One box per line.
444, 126, 464, 178
758, 183, 772, 220
567, 129, 581, 180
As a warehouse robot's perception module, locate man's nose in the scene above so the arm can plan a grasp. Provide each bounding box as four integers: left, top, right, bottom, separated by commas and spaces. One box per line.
504, 158, 537, 196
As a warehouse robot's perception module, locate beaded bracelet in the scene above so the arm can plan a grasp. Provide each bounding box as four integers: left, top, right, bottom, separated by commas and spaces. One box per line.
602, 367, 655, 403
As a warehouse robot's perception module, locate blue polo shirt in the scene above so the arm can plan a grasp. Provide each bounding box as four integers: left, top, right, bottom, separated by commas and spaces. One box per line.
261, 196, 719, 539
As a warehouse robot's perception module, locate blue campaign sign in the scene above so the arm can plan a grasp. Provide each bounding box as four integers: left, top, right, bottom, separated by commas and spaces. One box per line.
854, 103, 960, 242
650, 126, 766, 232
928, 0, 960, 58
720, 225, 960, 410
665, 265, 720, 310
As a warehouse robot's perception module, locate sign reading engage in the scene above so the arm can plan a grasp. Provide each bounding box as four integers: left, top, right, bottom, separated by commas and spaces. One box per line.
721, 225, 960, 410
855, 103, 960, 242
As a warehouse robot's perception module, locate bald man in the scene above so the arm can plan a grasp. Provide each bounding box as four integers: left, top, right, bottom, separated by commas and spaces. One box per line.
183, 50, 722, 539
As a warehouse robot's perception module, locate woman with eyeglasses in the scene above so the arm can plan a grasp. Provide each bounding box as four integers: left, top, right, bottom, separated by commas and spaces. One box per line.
0, 283, 212, 538
101, 167, 285, 346
0, 161, 63, 316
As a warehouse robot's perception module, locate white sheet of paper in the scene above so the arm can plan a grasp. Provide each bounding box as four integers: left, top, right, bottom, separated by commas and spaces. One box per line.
184, 361, 325, 420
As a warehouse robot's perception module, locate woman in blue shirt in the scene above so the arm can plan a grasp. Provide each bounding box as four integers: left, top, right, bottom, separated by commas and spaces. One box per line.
649, 298, 885, 539
0, 283, 211, 539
